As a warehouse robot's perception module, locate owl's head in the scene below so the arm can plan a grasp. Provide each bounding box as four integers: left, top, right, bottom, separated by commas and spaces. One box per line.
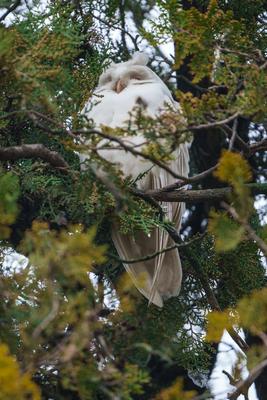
98, 52, 160, 93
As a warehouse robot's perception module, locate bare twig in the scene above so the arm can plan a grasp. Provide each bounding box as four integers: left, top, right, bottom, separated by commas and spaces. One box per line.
189, 112, 240, 131
0, 0, 21, 23
144, 164, 218, 193
229, 118, 238, 150
90, 10, 139, 51
109, 233, 205, 264
32, 295, 59, 339
154, 45, 173, 66
168, 231, 248, 352
228, 359, 267, 400
78, 128, 189, 180
249, 138, 267, 155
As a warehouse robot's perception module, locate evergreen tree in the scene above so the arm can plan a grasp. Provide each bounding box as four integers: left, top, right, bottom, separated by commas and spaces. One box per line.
0, 1, 266, 399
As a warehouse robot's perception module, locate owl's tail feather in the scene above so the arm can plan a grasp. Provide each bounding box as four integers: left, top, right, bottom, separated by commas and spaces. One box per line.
148, 221, 183, 306
111, 197, 184, 307
111, 224, 183, 307
148, 204, 172, 305
111, 225, 164, 307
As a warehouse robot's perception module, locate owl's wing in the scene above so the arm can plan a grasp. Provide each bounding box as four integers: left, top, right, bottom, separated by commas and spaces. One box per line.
110, 94, 190, 306
112, 144, 190, 307
145, 92, 190, 303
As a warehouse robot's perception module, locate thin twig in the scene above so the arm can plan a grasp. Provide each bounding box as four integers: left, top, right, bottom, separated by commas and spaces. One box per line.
167, 230, 248, 352
0, 0, 20, 22
228, 359, 267, 400
144, 164, 218, 193
32, 295, 59, 339
249, 138, 267, 155
89, 163, 126, 212
78, 128, 189, 180
189, 112, 240, 131
90, 11, 139, 50
109, 233, 205, 264
228, 118, 238, 150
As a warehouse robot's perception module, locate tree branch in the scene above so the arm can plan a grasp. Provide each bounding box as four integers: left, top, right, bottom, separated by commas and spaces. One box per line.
133, 183, 267, 203
79, 128, 190, 181
189, 112, 240, 131
0, 144, 69, 171
0, 0, 21, 23
228, 117, 238, 150
228, 359, 267, 400
109, 233, 205, 264
249, 138, 267, 155
143, 164, 218, 193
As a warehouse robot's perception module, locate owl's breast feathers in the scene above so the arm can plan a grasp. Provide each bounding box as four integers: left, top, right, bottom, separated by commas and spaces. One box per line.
83, 80, 175, 129
81, 77, 182, 178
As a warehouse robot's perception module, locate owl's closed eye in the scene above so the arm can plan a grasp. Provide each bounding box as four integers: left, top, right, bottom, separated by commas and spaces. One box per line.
98, 65, 152, 93
99, 73, 112, 85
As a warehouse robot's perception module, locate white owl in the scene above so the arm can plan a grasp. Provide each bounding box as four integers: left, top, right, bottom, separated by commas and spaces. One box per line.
80, 52, 190, 307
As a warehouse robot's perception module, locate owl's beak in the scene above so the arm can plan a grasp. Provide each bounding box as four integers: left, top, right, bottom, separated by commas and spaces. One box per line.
115, 79, 125, 93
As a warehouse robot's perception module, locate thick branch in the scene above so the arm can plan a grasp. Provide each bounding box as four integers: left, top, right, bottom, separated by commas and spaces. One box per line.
133, 183, 267, 203
0, 144, 69, 171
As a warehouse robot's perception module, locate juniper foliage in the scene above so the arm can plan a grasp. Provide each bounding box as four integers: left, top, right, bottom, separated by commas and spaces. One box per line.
0, 1, 266, 399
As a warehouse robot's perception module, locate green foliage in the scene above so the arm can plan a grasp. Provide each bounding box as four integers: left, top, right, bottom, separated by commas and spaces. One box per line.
209, 151, 256, 250
214, 150, 252, 187
238, 287, 267, 333
207, 287, 267, 344
155, 378, 196, 400
208, 210, 244, 251
0, 171, 20, 239
0, 0, 266, 399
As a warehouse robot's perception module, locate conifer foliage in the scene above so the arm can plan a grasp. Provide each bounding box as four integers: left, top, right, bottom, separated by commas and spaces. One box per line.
0, 1, 266, 399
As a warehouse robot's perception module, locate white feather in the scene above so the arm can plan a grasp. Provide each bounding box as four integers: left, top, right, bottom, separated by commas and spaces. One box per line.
81, 52, 190, 307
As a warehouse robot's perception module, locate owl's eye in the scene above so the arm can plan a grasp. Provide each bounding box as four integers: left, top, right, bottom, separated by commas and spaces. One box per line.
130, 73, 142, 80
101, 74, 112, 85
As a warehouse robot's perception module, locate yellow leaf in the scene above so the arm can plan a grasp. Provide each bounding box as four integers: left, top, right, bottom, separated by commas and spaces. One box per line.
208, 210, 244, 252
206, 310, 236, 342
154, 378, 196, 400
237, 287, 267, 333
0, 343, 40, 400
214, 151, 252, 186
